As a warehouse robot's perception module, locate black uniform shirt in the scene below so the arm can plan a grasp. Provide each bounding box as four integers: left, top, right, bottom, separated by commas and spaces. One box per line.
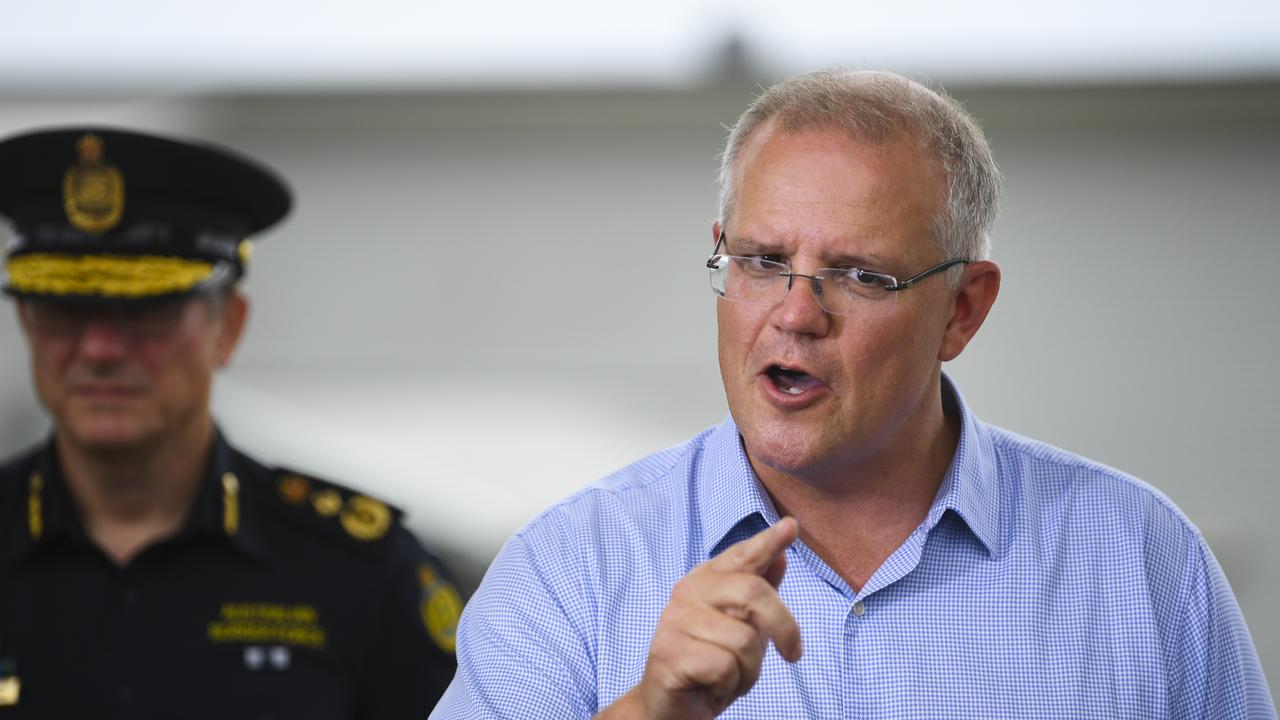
0, 431, 460, 719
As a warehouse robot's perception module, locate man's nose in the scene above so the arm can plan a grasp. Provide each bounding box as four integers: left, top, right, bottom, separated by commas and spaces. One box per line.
771, 272, 831, 336
76, 316, 132, 360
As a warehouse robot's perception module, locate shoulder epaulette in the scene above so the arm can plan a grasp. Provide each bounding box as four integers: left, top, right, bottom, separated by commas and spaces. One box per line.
269, 468, 405, 544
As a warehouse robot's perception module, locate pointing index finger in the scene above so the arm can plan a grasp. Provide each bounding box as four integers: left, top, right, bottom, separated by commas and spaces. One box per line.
713, 516, 799, 576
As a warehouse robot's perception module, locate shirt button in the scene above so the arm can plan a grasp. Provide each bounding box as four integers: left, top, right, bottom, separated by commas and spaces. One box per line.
116, 686, 134, 704
852, 601, 866, 617
123, 588, 140, 605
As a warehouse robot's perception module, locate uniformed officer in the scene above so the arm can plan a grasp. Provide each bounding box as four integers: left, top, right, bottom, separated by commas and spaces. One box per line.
0, 127, 461, 718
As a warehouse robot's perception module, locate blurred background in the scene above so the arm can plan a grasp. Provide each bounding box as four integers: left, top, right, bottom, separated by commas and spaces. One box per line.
1, 0, 1277, 697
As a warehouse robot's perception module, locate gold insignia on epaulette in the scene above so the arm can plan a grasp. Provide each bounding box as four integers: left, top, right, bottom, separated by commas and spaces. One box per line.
418, 564, 461, 653
278, 474, 310, 505
27, 472, 43, 540
63, 133, 125, 235
311, 489, 342, 517
418, 565, 437, 587
222, 473, 240, 537
339, 495, 391, 541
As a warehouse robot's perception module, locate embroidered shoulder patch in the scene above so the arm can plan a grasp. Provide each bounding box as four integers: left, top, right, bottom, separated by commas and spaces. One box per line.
418, 564, 461, 653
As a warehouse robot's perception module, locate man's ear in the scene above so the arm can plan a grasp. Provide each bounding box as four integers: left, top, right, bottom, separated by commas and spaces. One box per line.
214, 292, 250, 369
938, 260, 1000, 362
712, 221, 722, 247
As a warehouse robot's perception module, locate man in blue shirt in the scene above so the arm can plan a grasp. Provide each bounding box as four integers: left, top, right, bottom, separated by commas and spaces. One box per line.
433, 69, 1275, 718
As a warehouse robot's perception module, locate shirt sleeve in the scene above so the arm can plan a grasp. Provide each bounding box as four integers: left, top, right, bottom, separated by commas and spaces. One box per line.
355, 528, 461, 719
430, 529, 599, 720
1169, 534, 1276, 719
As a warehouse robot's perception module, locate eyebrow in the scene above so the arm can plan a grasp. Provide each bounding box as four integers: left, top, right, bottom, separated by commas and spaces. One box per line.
724, 236, 775, 255
726, 235, 893, 270
824, 252, 893, 270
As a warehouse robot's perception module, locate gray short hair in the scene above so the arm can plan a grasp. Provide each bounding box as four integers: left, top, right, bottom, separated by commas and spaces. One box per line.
716, 69, 1001, 273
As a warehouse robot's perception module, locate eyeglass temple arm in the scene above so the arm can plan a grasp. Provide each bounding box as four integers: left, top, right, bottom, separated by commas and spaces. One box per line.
884, 258, 969, 291
706, 232, 728, 269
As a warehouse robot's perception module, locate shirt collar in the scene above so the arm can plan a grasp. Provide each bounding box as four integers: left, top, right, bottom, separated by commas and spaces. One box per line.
8, 427, 267, 563
696, 416, 781, 559
694, 372, 1002, 561
19, 439, 78, 548
192, 428, 268, 560
924, 374, 1001, 558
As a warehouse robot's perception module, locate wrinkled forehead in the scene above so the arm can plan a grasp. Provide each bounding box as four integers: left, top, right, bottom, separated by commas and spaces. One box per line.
730, 123, 945, 252
732, 118, 945, 214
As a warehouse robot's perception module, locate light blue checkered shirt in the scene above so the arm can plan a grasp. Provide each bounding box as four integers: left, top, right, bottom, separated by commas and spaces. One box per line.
433, 378, 1275, 718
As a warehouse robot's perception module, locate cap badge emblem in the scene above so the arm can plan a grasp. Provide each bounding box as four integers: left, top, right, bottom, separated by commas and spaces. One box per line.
62, 133, 125, 234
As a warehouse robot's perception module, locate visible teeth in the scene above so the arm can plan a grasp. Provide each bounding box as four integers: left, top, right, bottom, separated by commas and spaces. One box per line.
768, 365, 811, 395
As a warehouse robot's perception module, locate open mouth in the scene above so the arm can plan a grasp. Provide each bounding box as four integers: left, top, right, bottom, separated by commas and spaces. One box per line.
765, 365, 822, 395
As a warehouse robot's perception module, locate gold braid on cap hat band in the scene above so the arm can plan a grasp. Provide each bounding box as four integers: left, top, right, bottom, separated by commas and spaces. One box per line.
6, 253, 217, 297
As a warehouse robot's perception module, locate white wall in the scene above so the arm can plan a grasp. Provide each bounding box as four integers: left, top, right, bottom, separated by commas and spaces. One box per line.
2, 80, 1277, 694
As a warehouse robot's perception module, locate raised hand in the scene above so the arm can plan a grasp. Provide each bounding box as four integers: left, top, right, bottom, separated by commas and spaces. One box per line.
600, 517, 802, 720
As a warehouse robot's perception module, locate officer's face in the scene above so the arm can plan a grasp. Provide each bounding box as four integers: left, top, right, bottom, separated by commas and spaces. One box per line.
16, 292, 248, 452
